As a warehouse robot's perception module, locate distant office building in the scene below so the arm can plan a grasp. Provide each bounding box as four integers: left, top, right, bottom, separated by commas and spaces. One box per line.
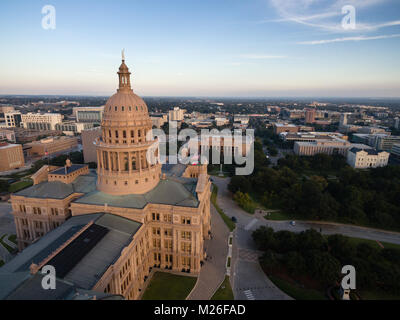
0, 106, 15, 114
151, 114, 168, 128
168, 107, 185, 121
347, 147, 389, 169
280, 132, 345, 143
81, 127, 101, 163
25, 136, 78, 157
391, 144, 400, 157
215, 117, 229, 127
340, 113, 349, 127
281, 109, 304, 120
55, 121, 94, 134
305, 109, 316, 124
274, 123, 299, 134
294, 137, 371, 157
0, 142, 25, 172
73, 106, 104, 123
369, 134, 400, 152
14, 128, 62, 144
357, 127, 386, 134
5, 112, 22, 128
395, 118, 400, 130
21, 113, 62, 130
0, 129, 16, 143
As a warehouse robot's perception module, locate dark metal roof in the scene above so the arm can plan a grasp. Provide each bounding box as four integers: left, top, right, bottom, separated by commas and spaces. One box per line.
45, 224, 109, 279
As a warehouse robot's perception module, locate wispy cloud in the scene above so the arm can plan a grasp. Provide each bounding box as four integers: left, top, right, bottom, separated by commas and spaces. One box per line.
267, 0, 399, 33
298, 33, 400, 45
240, 54, 287, 59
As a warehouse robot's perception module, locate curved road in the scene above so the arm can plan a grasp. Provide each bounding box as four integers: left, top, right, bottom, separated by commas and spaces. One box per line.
212, 176, 400, 301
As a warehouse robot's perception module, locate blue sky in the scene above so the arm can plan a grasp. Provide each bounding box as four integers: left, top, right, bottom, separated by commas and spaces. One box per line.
0, 0, 399, 97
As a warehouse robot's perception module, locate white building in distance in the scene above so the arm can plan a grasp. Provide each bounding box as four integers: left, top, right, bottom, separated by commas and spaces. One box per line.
168, 107, 185, 121
21, 113, 62, 130
347, 147, 389, 169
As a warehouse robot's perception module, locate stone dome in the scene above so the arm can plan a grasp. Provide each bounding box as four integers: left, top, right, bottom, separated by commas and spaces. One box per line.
103, 91, 150, 123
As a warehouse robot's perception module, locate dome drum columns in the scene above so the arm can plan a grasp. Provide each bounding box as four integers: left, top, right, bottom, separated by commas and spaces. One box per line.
96, 56, 162, 195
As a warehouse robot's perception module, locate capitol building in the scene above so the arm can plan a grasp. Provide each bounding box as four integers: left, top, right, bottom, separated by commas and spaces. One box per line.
0, 57, 211, 300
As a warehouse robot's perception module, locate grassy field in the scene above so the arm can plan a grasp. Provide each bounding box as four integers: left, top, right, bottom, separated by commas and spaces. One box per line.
345, 236, 400, 250
141, 272, 197, 300
267, 274, 327, 300
211, 185, 236, 232
264, 211, 294, 221
8, 179, 33, 193
211, 276, 234, 300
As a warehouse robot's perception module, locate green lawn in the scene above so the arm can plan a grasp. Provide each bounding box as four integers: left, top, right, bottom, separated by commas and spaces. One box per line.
211, 276, 234, 300
264, 211, 294, 221
346, 236, 400, 250
8, 179, 33, 193
268, 274, 327, 300
141, 272, 197, 300
211, 185, 236, 232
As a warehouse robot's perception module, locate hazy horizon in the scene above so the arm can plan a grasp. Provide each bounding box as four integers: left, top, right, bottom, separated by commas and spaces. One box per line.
1, 0, 400, 97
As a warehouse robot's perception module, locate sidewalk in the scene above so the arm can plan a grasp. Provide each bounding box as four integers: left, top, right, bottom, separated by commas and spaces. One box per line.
187, 205, 230, 300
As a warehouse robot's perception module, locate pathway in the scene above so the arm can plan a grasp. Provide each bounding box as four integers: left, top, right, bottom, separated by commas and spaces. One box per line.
187, 205, 230, 300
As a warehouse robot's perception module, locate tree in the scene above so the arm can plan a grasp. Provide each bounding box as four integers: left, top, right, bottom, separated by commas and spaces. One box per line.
284, 251, 307, 276
233, 191, 256, 214
228, 175, 251, 194
305, 250, 341, 285
252, 226, 275, 251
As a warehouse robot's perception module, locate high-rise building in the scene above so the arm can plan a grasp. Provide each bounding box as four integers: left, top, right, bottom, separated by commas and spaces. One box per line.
168, 107, 185, 121
340, 113, 349, 127
305, 108, 316, 124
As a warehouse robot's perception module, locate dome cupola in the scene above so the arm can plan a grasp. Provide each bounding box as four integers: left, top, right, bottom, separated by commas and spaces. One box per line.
95, 52, 161, 195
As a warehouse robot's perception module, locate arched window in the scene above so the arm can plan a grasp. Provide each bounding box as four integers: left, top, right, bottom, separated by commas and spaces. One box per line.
115, 131, 119, 138
130, 130, 134, 138
123, 130, 127, 138
115, 106, 118, 111
122, 106, 125, 111
129, 106, 132, 111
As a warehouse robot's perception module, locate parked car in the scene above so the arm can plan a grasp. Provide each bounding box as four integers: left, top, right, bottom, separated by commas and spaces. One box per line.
290, 221, 296, 226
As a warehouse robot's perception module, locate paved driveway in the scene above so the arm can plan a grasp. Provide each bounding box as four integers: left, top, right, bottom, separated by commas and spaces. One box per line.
187, 205, 230, 300
0, 203, 16, 263
212, 176, 400, 300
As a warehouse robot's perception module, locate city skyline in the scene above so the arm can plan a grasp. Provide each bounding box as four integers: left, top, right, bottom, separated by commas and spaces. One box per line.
0, 0, 399, 97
